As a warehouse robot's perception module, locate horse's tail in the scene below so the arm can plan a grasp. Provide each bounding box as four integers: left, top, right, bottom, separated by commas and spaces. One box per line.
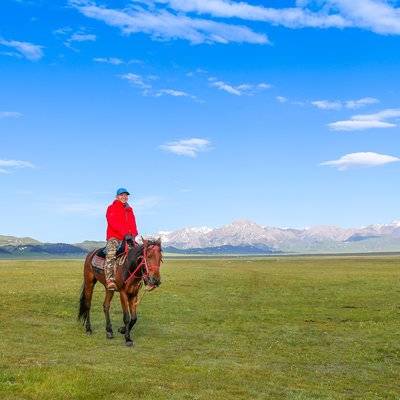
77, 283, 89, 324
77, 251, 95, 325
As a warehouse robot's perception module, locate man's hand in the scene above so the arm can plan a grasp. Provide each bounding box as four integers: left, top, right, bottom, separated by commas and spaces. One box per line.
124, 234, 135, 246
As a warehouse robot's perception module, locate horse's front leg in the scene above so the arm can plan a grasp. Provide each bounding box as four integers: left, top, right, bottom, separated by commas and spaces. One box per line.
127, 294, 138, 332
118, 291, 139, 335
103, 289, 114, 339
119, 291, 133, 346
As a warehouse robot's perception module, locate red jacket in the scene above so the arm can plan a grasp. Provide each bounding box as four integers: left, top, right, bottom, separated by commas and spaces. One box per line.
106, 200, 138, 240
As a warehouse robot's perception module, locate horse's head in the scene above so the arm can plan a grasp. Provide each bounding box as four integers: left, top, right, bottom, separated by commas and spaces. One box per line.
141, 237, 162, 290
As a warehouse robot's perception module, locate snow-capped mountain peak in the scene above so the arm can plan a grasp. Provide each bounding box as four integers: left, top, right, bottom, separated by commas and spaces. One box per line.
154, 218, 400, 252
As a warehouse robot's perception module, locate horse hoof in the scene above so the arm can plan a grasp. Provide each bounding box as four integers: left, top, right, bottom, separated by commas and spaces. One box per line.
125, 340, 134, 347
86, 330, 93, 336
106, 331, 114, 339
118, 327, 126, 334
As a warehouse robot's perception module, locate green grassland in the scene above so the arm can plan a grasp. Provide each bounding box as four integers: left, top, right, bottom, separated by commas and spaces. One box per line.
0, 257, 399, 399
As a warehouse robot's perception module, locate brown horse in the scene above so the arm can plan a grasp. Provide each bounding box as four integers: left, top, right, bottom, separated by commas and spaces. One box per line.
78, 238, 162, 346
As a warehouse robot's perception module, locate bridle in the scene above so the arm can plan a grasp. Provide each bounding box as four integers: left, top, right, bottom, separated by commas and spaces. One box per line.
124, 243, 161, 287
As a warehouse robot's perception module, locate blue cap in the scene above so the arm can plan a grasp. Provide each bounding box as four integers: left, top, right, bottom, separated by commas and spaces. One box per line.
116, 188, 130, 196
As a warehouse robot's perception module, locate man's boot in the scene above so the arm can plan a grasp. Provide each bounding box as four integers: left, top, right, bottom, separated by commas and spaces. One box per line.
104, 260, 117, 290
107, 281, 117, 291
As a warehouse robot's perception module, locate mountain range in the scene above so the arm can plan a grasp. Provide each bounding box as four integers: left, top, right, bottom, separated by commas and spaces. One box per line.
2, 219, 400, 257
157, 219, 400, 254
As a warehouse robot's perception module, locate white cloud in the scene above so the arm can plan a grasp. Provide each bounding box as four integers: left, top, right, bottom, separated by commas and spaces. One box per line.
352, 108, 400, 121
120, 73, 198, 99
0, 159, 35, 174
65, 0, 400, 43
160, 138, 211, 157
120, 72, 151, 90
0, 51, 21, 58
210, 79, 271, 96
329, 108, 400, 131
157, 0, 400, 35
70, 0, 268, 45
0, 39, 43, 61
155, 89, 199, 101
211, 80, 241, 95
329, 120, 395, 131
156, 0, 349, 28
155, 89, 190, 97
327, 0, 400, 35
69, 33, 96, 42
53, 27, 73, 36
0, 111, 22, 119
65, 32, 96, 48
312, 100, 342, 110
257, 83, 271, 89
186, 68, 208, 77
94, 57, 124, 65
54, 27, 97, 48
321, 152, 400, 170
345, 97, 379, 109
276, 96, 306, 106
276, 96, 288, 103
311, 97, 379, 110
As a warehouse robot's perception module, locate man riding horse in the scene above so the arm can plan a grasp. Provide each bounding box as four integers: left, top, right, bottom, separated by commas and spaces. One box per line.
78, 187, 162, 346
105, 188, 137, 291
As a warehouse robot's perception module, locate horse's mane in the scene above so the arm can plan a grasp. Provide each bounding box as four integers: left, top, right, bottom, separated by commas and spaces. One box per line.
144, 238, 162, 250
128, 244, 144, 264
126, 239, 162, 272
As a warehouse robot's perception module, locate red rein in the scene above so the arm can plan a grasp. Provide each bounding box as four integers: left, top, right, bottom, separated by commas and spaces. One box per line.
124, 245, 158, 287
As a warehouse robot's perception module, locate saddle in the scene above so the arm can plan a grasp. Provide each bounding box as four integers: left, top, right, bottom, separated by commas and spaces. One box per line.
95, 244, 126, 259
91, 243, 127, 271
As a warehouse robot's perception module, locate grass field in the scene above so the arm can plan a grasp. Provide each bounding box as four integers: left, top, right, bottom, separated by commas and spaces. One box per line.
0, 256, 399, 399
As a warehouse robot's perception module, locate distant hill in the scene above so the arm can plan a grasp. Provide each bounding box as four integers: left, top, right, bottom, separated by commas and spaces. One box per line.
0, 235, 41, 247
0, 237, 106, 258
0, 247, 11, 255
3, 218, 400, 258
0, 243, 86, 258
74, 240, 106, 251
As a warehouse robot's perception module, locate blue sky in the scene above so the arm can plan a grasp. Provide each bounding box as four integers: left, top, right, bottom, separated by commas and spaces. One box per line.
1, 0, 400, 243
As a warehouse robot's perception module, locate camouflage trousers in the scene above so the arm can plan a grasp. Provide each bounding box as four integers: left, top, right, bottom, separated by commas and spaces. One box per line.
104, 238, 122, 284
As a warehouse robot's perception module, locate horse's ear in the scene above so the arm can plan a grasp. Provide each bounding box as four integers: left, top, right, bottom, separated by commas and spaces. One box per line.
141, 236, 147, 246
156, 237, 162, 245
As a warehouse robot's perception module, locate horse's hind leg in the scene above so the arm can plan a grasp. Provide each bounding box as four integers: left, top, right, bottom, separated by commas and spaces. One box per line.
78, 252, 98, 335
84, 279, 96, 334
103, 289, 114, 339
78, 277, 96, 334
